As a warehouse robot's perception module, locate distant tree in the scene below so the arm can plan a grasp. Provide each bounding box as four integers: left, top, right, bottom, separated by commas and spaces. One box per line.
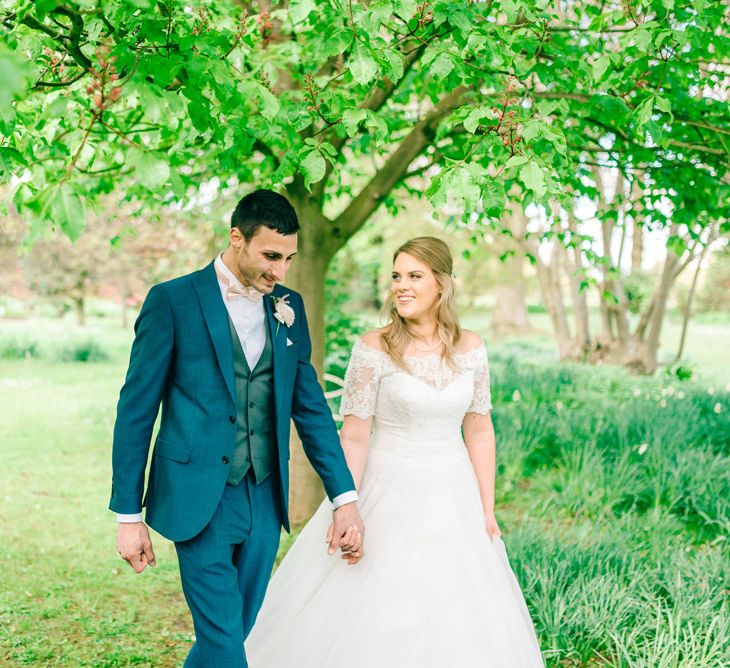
696, 246, 730, 314
21, 200, 215, 324
507, 168, 723, 371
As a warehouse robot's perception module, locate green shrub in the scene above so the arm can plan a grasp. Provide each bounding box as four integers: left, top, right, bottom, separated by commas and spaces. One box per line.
0, 338, 41, 359
59, 340, 110, 363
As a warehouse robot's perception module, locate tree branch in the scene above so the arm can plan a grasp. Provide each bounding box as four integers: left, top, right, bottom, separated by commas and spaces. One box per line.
12, 8, 92, 70
314, 41, 429, 199
328, 86, 471, 255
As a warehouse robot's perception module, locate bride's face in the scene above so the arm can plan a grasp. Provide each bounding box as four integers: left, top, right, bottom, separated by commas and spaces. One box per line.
391, 252, 440, 321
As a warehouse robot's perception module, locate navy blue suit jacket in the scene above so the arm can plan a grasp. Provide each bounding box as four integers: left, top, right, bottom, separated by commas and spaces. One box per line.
109, 261, 355, 542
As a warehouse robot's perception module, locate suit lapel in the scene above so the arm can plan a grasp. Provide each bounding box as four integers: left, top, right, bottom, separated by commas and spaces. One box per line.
264, 288, 287, 411
192, 262, 235, 403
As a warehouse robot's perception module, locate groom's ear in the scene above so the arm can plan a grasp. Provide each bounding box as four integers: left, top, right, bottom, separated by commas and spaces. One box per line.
229, 226, 245, 248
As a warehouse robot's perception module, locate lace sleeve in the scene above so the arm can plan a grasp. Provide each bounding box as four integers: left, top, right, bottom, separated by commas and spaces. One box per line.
466, 345, 492, 414
339, 340, 383, 419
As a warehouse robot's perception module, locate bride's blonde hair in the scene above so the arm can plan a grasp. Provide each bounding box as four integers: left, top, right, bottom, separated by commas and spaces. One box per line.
380, 237, 461, 370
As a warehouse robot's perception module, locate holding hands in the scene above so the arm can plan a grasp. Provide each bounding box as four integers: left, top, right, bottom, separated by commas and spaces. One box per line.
326, 502, 365, 565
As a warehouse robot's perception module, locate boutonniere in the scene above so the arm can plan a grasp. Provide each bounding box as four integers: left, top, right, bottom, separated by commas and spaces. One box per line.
271, 294, 295, 334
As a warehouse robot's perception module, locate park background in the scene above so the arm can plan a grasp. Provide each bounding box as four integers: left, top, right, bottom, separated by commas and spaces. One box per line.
1, 0, 728, 666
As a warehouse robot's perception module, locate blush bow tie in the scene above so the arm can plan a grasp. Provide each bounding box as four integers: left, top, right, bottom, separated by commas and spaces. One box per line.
226, 283, 263, 301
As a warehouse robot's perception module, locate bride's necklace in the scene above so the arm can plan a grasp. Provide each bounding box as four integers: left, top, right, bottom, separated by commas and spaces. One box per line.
409, 337, 443, 353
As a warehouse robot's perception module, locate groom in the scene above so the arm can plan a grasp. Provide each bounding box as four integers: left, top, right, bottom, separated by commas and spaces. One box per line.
110, 189, 364, 667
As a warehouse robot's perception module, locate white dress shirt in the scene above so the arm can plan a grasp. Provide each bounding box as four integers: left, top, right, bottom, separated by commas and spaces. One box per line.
118, 254, 356, 522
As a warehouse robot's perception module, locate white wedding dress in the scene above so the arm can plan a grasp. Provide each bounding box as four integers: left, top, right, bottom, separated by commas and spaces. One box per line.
246, 340, 544, 667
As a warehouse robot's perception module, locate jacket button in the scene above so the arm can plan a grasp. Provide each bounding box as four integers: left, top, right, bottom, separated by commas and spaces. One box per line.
222, 456, 229, 464
249, 429, 254, 436
229, 415, 236, 424
248, 401, 255, 408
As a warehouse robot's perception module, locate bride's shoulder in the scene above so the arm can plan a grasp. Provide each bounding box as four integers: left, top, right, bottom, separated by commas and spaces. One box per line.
456, 330, 484, 354
360, 329, 387, 353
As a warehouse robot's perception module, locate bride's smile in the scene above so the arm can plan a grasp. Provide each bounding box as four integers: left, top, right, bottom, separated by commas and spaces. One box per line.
391, 252, 440, 320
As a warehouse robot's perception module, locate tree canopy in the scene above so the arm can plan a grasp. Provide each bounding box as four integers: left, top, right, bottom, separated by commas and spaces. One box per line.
2, 0, 728, 243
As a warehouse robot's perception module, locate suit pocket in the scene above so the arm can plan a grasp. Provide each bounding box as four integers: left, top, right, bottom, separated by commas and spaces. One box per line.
155, 438, 191, 463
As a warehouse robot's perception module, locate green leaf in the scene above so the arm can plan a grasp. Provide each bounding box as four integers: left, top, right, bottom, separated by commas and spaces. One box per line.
505, 154, 529, 170
592, 94, 631, 122
602, 290, 619, 305
300, 150, 326, 190
256, 84, 280, 120
481, 179, 505, 216
394, 0, 417, 16
0, 147, 27, 177
635, 98, 653, 127
463, 107, 489, 134
0, 43, 32, 108
319, 142, 337, 158
342, 108, 367, 137
289, 0, 316, 24
426, 164, 482, 211
430, 53, 454, 79
364, 111, 387, 142
188, 100, 211, 132
633, 29, 651, 52
381, 50, 404, 83
521, 120, 542, 143
270, 150, 298, 185
135, 153, 170, 190
52, 186, 86, 242
592, 55, 611, 82
349, 41, 379, 86
654, 96, 672, 114
519, 161, 546, 199
501, 0, 519, 22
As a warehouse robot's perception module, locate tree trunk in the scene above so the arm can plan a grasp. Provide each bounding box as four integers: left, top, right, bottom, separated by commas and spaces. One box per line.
630, 177, 644, 273
674, 225, 715, 362
637, 227, 680, 373
492, 205, 531, 336
73, 294, 85, 326
565, 209, 590, 353
537, 242, 573, 359
120, 279, 129, 329
598, 218, 616, 347
610, 175, 632, 350
491, 284, 531, 336
285, 189, 337, 525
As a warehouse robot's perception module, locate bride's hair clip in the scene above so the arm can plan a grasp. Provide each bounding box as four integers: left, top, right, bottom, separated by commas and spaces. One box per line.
450, 270, 457, 279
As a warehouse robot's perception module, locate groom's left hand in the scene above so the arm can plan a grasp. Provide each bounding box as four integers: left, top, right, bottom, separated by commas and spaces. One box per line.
327, 502, 365, 564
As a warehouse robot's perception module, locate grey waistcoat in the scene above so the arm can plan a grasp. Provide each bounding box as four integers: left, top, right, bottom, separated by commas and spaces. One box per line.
226, 315, 277, 485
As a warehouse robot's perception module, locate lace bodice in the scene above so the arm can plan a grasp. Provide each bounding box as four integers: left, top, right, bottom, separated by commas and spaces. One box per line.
339, 339, 492, 454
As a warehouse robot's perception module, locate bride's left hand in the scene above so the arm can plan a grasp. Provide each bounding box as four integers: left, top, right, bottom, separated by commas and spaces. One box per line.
485, 512, 502, 539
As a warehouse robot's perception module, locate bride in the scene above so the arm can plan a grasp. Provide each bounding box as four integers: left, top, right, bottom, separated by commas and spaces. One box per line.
246, 236, 544, 667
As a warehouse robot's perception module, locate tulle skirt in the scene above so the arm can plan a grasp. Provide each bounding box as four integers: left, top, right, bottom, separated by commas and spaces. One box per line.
246, 443, 544, 667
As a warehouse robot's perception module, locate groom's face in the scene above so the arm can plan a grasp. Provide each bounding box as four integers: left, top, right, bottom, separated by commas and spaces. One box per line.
231, 225, 298, 293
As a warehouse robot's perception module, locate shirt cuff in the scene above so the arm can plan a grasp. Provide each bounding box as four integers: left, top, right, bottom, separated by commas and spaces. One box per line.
117, 513, 143, 523
332, 490, 359, 509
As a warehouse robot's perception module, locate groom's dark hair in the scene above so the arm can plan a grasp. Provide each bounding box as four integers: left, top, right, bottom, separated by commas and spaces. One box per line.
231, 189, 300, 242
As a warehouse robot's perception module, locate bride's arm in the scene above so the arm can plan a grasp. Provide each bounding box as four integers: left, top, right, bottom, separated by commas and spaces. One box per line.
463, 412, 501, 536
339, 415, 372, 489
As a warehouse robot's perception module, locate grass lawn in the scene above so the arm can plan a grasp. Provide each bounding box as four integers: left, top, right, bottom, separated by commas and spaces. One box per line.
1, 308, 728, 666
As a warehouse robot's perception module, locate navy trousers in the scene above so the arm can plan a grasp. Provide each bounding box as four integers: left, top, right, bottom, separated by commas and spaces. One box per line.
175, 472, 282, 668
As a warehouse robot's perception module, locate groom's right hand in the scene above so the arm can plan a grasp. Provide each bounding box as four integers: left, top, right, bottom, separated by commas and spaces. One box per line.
327, 502, 365, 565
117, 522, 157, 573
